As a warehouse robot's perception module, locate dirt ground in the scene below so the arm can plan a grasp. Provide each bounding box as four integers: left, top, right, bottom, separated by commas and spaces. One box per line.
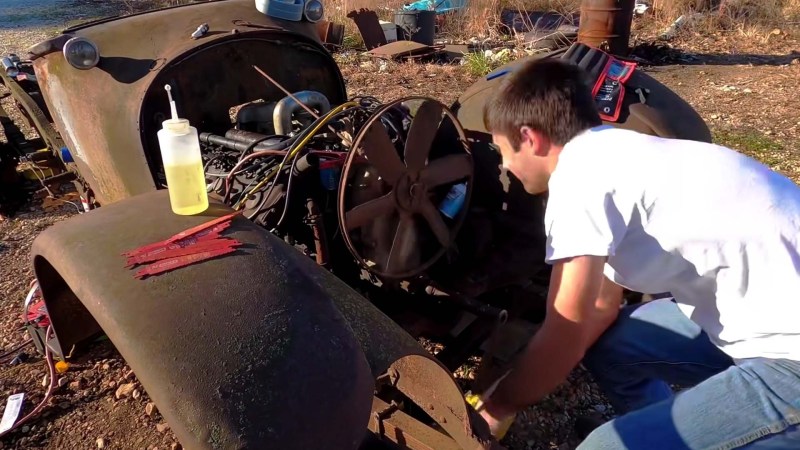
1, 4, 800, 450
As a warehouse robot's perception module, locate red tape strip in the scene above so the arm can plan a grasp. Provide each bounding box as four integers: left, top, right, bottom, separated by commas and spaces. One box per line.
122, 211, 240, 258
133, 244, 241, 279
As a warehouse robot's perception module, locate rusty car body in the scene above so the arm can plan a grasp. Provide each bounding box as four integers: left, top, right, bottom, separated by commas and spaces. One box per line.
0, 0, 712, 449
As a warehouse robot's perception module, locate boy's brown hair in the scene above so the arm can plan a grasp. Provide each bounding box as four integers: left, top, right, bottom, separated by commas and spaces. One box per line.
483, 58, 602, 150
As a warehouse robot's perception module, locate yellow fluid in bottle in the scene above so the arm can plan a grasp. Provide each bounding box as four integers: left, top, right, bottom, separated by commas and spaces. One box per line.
163, 162, 209, 215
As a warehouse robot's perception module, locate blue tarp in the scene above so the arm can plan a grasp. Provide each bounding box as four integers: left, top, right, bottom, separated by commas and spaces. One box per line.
402, 0, 468, 14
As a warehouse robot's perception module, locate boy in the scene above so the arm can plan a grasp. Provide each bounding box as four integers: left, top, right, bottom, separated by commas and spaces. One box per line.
474, 58, 800, 449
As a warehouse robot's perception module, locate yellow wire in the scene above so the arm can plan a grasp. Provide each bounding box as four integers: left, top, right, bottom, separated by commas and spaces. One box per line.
233, 102, 358, 210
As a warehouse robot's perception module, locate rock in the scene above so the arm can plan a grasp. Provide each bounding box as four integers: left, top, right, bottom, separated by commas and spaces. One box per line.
593, 404, 607, 413
107, 380, 117, 389
132, 389, 141, 400
42, 375, 49, 387
69, 380, 83, 390
115, 383, 135, 399
102, 363, 111, 371
124, 369, 135, 381
156, 423, 170, 433
58, 377, 68, 388
96, 438, 106, 449
59, 402, 70, 410
21, 426, 30, 433
145, 402, 158, 417
170, 444, 182, 450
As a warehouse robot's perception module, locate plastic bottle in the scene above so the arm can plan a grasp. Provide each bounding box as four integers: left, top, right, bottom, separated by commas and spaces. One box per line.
157, 84, 209, 215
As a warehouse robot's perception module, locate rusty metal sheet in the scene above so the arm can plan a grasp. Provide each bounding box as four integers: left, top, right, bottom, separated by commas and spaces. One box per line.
389, 354, 497, 450
367, 41, 438, 60
369, 396, 463, 450
31, 190, 374, 450
316, 20, 345, 48
31, 0, 346, 206
347, 9, 387, 50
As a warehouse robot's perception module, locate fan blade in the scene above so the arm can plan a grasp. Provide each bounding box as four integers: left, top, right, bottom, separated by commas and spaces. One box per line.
385, 215, 418, 273
404, 100, 443, 172
345, 192, 396, 230
420, 199, 450, 247
360, 123, 406, 186
420, 154, 472, 187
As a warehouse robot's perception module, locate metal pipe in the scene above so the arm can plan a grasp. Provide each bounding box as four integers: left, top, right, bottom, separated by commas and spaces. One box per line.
198, 132, 287, 153
306, 198, 329, 267
2, 57, 19, 77
425, 286, 508, 323
224, 129, 279, 144
273, 90, 331, 136
253, 65, 322, 120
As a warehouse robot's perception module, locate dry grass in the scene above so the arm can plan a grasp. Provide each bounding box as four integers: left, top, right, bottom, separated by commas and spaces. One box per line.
326, 0, 799, 44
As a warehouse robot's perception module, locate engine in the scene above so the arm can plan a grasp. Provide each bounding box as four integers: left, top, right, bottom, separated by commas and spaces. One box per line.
198, 93, 481, 299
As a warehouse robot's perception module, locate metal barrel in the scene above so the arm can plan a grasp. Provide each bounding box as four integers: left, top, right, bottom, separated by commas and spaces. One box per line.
577, 0, 636, 55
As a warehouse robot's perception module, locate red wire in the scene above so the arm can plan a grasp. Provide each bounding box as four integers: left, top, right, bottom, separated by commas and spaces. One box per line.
0, 327, 56, 439
223, 150, 288, 202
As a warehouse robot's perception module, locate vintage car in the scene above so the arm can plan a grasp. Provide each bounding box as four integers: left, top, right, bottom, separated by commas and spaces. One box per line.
0, 0, 711, 448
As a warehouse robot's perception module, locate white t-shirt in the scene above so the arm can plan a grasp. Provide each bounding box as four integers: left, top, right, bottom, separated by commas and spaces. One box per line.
544, 125, 800, 362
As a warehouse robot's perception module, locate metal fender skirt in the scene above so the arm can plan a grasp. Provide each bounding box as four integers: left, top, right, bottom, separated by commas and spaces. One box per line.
30, 190, 379, 450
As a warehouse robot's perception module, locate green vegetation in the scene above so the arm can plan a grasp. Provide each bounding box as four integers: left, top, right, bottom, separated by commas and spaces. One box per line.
713, 129, 786, 168
462, 49, 513, 77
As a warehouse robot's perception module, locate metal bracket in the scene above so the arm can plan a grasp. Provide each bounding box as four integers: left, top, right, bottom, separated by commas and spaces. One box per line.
373, 400, 401, 437
635, 87, 651, 105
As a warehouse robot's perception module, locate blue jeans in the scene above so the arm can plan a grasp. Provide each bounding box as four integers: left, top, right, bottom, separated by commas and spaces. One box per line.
579, 298, 800, 449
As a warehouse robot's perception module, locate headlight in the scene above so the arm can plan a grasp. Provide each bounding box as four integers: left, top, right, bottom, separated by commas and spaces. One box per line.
304, 0, 324, 23
63, 37, 100, 70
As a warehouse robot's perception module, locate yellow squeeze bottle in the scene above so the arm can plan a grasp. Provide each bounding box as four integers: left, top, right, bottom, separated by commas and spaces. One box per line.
157, 84, 209, 215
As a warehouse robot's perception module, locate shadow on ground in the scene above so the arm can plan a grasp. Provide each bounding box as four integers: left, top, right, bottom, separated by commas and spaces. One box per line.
631, 42, 800, 66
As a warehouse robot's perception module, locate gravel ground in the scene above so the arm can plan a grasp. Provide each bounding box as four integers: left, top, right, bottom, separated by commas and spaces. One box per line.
1, 5, 799, 450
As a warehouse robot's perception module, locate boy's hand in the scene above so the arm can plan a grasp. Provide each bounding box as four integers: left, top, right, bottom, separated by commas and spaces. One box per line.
466, 373, 516, 439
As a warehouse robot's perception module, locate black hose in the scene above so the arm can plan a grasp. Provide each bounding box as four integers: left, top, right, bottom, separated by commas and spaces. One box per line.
274, 152, 303, 229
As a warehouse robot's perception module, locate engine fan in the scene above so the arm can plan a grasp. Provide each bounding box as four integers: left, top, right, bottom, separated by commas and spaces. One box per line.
337, 97, 474, 280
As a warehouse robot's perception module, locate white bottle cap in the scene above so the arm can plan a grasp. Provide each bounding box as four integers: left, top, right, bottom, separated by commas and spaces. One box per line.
163, 84, 190, 134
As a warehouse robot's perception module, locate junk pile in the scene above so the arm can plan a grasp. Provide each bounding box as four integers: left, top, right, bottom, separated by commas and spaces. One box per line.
337, 0, 647, 64
1, 54, 86, 218
343, 6, 579, 62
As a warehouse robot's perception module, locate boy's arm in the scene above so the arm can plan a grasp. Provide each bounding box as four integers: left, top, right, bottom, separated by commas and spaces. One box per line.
480, 254, 624, 423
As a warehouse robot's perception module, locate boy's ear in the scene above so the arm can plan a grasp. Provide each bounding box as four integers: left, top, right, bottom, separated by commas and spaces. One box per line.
520, 126, 549, 156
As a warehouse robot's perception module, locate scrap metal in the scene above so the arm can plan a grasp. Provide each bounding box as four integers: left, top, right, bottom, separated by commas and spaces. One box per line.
347, 8, 387, 50
316, 20, 345, 48
366, 40, 443, 60
27, 0, 347, 205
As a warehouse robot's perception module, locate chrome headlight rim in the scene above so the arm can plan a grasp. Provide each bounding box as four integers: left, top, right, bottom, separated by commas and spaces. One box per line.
303, 0, 324, 23
62, 36, 100, 70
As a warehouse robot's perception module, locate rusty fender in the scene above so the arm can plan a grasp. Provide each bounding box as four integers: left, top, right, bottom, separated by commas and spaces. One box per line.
30, 190, 497, 450
31, 190, 375, 450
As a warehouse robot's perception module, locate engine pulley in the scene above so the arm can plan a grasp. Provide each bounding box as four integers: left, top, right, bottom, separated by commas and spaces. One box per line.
337, 97, 474, 280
